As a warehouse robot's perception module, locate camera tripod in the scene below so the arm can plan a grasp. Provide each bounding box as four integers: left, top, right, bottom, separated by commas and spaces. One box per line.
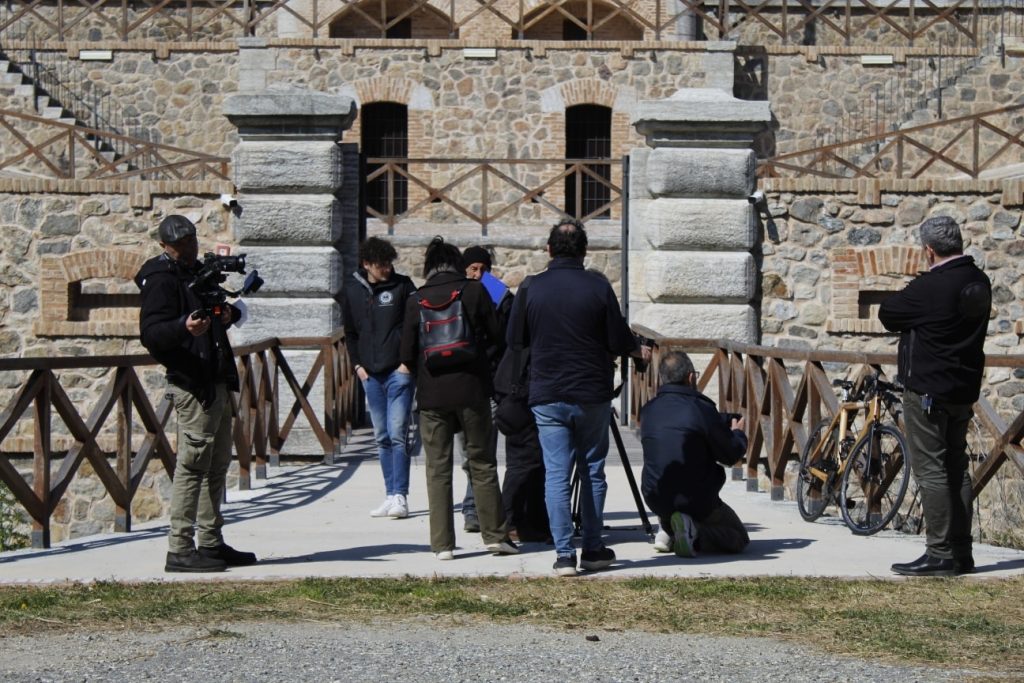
569, 406, 654, 537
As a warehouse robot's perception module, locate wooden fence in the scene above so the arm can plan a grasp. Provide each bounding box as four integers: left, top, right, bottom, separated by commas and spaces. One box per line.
0, 0, 1020, 45
0, 331, 361, 548
629, 330, 1024, 501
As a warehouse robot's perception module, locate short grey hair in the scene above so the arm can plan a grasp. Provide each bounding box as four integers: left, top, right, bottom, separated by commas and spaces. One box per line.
920, 216, 963, 257
659, 351, 695, 385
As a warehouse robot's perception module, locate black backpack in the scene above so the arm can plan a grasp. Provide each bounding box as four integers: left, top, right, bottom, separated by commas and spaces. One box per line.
418, 285, 478, 372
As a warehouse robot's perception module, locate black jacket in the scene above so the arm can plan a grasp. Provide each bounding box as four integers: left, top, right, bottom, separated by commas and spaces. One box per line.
341, 269, 416, 374
639, 384, 747, 522
135, 253, 239, 405
507, 257, 636, 406
400, 269, 500, 411
878, 256, 991, 403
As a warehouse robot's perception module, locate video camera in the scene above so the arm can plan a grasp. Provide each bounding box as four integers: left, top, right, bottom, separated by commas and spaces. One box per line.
188, 252, 263, 320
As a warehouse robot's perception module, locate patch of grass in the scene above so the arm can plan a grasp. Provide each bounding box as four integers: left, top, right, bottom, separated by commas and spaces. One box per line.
0, 577, 1022, 673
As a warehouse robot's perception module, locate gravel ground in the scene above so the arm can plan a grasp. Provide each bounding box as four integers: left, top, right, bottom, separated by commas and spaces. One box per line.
0, 619, 995, 682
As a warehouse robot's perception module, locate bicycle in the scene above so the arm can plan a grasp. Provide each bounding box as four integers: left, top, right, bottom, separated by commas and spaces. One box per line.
796, 373, 911, 535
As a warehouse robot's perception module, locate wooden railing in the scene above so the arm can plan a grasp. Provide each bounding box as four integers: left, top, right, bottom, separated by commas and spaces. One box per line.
629, 331, 1024, 502
0, 108, 230, 181
365, 157, 622, 235
2, 0, 1017, 45
758, 103, 1024, 179
0, 332, 361, 548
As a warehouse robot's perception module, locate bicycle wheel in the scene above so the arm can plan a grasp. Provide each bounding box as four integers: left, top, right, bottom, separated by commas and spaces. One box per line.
839, 423, 911, 535
797, 418, 840, 522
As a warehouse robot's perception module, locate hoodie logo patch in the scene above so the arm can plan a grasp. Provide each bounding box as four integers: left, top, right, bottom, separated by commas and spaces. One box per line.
379, 291, 394, 306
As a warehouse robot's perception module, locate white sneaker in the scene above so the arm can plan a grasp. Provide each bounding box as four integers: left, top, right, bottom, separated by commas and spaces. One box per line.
653, 528, 672, 553
436, 550, 454, 561
389, 494, 409, 519
370, 495, 394, 518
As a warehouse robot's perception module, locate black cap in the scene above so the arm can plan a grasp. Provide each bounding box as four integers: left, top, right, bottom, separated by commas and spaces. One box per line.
157, 215, 197, 244
462, 246, 491, 270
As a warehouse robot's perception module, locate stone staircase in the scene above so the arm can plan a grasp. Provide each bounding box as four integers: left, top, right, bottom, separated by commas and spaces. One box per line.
0, 51, 132, 173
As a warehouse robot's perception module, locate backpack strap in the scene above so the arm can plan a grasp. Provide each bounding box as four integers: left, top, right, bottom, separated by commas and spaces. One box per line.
418, 286, 463, 310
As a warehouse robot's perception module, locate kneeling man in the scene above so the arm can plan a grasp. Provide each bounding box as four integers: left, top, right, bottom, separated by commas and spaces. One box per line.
640, 351, 749, 557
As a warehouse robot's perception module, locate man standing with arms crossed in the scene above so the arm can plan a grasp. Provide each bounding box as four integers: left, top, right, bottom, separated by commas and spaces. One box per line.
136, 215, 257, 572
879, 216, 991, 576
508, 220, 645, 576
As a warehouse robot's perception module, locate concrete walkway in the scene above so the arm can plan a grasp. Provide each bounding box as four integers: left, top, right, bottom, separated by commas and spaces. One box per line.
2, 428, 1023, 583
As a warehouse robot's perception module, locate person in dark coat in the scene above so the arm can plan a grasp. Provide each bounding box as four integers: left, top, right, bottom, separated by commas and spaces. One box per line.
136, 214, 256, 573
507, 219, 644, 576
341, 237, 417, 519
640, 350, 749, 557
879, 215, 992, 577
399, 237, 518, 560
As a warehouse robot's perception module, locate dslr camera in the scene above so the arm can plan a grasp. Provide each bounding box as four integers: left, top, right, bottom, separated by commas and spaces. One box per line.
188, 252, 263, 320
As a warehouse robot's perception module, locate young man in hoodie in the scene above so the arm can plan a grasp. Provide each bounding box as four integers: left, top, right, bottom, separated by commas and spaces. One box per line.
136, 214, 257, 573
341, 237, 418, 519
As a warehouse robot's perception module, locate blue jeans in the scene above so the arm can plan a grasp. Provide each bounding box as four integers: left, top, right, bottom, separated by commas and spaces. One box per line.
363, 368, 415, 496
532, 401, 610, 558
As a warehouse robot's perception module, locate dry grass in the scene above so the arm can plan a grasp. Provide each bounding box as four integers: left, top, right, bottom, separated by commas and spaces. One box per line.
1, 576, 1022, 673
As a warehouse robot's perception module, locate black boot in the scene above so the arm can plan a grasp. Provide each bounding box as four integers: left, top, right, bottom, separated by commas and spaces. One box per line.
954, 555, 975, 574
166, 549, 227, 573
891, 553, 956, 577
199, 543, 258, 567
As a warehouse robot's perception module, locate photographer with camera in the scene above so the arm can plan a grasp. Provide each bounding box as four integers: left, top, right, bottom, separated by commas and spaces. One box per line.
135, 215, 257, 573
640, 350, 749, 558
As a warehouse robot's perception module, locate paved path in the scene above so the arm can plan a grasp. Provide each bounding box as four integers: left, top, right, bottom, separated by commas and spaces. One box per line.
2, 429, 1023, 583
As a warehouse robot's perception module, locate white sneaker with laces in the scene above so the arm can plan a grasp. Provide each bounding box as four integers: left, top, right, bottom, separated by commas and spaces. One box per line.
653, 528, 672, 553
436, 550, 454, 561
370, 495, 395, 518
389, 494, 409, 519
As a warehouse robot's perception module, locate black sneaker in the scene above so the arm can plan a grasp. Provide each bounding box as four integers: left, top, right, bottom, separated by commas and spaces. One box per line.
553, 554, 578, 577
199, 543, 258, 567
165, 549, 226, 573
580, 546, 616, 571
463, 514, 481, 533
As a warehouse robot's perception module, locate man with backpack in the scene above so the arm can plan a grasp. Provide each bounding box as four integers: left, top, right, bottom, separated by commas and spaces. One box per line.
400, 237, 518, 560
341, 237, 417, 520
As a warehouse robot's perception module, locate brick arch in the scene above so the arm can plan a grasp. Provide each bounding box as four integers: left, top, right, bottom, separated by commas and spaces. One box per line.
348, 77, 418, 109
827, 246, 924, 334
560, 80, 619, 110
35, 249, 148, 337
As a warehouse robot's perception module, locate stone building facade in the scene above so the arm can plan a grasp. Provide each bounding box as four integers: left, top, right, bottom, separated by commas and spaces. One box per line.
1, 0, 1024, 544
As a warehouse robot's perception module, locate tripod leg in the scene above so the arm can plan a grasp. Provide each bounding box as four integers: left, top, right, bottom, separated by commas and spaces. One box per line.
570, 456, 582, 537
610, 414, 654, 536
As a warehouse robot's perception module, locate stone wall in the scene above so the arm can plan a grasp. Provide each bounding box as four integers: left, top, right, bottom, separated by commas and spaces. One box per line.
757, 179, 1024, 407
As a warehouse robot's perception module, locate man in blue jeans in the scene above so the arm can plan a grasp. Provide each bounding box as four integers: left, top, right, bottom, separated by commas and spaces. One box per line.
507, 220, 646, 576
341, 237, 417, 519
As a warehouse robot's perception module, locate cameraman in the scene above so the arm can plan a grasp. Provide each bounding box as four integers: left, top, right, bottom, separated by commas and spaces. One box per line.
135, 215, 257, 573
639, 350, 749, 558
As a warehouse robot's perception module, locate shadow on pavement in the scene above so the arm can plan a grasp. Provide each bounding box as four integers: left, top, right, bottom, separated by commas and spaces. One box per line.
0, 457, 370, 564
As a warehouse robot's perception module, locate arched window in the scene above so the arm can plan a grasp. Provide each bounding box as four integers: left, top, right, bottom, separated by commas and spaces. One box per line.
516, 0, 643, 40
362, 102, 408, 218
329, 0, 454, 38
565, 104, 611, 220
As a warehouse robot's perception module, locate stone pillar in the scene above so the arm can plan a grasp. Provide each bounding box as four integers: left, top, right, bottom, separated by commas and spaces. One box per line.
628, 86, 770, 487
224, 87, 357, 458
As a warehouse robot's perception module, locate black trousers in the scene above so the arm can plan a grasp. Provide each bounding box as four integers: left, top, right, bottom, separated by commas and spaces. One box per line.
501, 422, 550, 540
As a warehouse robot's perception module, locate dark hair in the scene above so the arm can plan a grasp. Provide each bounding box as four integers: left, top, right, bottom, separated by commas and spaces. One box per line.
920, 216, 963, 257
423, 236, 463, 278
659, 350, 696, 386
359, 236, 397, 266
547, 219, 588, 258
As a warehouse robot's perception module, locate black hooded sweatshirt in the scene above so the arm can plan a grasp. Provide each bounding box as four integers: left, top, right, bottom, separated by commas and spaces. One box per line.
135, 253, 239, 406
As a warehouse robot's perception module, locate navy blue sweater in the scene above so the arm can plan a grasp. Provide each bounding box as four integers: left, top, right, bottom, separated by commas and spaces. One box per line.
507, 257, 636, 406
639, 384, 747, 522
